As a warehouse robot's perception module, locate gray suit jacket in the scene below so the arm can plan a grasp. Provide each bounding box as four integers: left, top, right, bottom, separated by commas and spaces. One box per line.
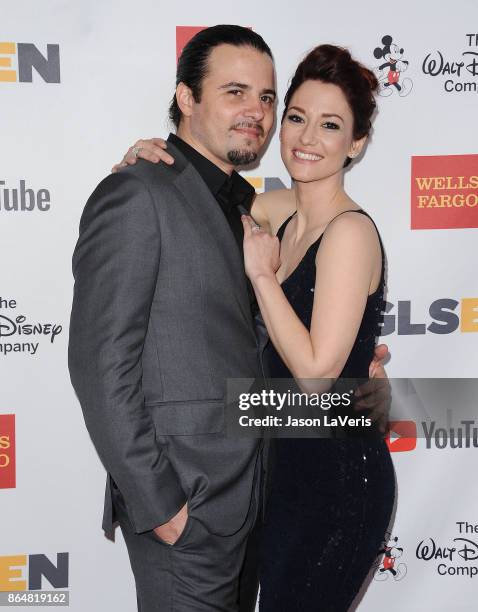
69, 144, 265, 538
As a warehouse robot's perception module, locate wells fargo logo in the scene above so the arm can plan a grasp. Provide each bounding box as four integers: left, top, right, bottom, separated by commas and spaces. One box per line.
0, 43, 60, 83
0, 415, 15, 489
411, 154, 478, 229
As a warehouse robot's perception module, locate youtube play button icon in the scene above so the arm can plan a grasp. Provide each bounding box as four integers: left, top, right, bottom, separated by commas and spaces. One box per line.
386, 421, 417, 452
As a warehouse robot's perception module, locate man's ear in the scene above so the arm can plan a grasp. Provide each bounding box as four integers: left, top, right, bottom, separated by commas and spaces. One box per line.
348, 135, 367, 160
176, 82, 195, 118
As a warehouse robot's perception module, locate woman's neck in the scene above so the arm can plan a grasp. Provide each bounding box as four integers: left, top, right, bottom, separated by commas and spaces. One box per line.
292, 173, 357, 241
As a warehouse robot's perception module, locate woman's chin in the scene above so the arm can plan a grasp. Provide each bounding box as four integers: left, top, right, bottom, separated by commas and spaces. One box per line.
289, 170, 321, 184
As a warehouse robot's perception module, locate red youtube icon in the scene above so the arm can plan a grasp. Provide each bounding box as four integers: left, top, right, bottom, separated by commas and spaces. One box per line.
386, 420, 417, 453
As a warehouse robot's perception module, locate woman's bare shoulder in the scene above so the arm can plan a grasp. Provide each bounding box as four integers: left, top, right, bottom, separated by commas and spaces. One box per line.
324, 209, 378, 241
316, 209, 382, 282
252, 188, 296, 235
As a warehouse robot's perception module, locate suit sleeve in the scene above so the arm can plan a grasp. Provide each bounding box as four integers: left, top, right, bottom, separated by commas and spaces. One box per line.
68, 172, 186, 534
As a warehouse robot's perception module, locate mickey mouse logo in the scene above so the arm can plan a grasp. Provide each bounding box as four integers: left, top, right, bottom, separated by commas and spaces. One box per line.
374, 533, 408, 581
373, 35, 413, 97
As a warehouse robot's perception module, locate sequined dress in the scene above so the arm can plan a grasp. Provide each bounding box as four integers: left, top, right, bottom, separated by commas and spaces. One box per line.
259, 209, 396, 612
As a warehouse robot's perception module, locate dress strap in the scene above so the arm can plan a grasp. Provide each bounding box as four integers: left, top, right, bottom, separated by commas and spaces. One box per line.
277, 208, 386, 285
324, 208, 362, 227
276, 210, 297, 240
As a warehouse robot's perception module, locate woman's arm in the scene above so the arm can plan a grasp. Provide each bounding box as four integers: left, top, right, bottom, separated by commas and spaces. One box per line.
243, 212, 381, 380
112, 138, 174, 172
251, 188, 296, 235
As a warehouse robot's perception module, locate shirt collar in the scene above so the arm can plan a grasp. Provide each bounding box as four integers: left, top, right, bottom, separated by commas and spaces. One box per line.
167, 133, 255, 213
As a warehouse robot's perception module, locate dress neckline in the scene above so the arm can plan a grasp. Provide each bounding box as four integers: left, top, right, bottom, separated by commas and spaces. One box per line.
278, 233, 326, 287
276, 209, 364, 287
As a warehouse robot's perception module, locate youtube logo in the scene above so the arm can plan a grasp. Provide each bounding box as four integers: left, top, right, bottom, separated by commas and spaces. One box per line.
386, 421, 417, 453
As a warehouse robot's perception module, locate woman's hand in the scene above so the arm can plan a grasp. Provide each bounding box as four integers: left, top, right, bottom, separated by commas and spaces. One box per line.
354, 344, 391, 433
241, 215, 281, 282
369, 344, 389, 378
112, 138, 175, 173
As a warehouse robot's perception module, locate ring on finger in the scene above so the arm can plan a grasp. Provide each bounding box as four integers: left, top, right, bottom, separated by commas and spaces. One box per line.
251, 224, 262, 232
132, 146, 142, 158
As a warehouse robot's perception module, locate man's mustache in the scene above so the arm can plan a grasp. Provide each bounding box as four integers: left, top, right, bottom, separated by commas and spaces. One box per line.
230, 122, 264, 136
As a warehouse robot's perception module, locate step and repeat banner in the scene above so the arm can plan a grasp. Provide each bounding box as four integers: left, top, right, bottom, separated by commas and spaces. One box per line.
1, 1, 477, 610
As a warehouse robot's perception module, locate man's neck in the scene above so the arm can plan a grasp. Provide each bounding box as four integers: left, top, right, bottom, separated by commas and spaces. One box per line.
176, 126, 234, 176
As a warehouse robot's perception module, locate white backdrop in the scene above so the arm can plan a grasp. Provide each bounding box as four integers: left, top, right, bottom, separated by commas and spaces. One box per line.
1, 1, 477, 610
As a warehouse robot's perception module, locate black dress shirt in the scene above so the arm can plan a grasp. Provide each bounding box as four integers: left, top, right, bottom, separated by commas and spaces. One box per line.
167, 134, 258, 316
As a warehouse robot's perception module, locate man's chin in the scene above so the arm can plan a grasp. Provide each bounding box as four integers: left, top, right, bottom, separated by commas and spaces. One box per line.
227, 149, 258, 166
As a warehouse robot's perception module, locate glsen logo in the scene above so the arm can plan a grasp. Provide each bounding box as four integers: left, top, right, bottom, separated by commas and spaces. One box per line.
422, 34, 478, 94
381, 298, 478, 335
0, 43, 60, 83
386, 421, 417, 453
245, 177, 289, 193
411, 155, 478, 229
0, 296, 63, 356
422, 419, 478, 450
0, 415, 15, 489
0, 180, 51, 212
416, 521, 478, 578
0, 553, 68, 591
372, 34, 413, 97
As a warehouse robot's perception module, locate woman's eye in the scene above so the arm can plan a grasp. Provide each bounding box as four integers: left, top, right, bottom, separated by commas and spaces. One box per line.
323, 121, 339, 130
287, 114, 304, 123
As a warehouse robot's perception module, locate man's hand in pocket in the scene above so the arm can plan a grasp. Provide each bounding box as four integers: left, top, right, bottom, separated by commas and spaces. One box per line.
153, 503, 188, 545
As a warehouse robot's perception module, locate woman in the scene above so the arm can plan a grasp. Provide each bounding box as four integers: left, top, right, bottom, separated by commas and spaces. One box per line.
116, 45, 395, 611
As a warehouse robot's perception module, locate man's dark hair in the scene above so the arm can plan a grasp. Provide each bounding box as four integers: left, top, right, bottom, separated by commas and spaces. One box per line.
169, 24, 273, 128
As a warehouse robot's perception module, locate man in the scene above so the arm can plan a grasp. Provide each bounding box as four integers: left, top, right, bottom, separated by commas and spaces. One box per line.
69, 25, 388, 612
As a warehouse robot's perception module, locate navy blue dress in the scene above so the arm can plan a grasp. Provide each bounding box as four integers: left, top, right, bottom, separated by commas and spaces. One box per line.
259, 210, 396, 612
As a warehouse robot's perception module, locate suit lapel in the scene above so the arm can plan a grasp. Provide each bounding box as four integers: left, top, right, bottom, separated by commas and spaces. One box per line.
172, 160, 252, 325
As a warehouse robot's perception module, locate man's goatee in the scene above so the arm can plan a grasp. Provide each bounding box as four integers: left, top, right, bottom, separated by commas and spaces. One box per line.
227, 149, 258, 165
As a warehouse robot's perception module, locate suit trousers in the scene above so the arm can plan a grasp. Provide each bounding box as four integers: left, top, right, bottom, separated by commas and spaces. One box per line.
112, 461, 262, 612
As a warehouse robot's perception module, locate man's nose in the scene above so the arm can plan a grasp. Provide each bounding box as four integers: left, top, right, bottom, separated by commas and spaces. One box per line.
244, 97, 265, 121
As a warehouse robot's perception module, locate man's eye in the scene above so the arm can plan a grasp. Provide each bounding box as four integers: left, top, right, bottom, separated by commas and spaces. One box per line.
323, 121, 339, 130
228, 89, 242, 96
287, 114, 304, 123
261, 95, 274, 104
